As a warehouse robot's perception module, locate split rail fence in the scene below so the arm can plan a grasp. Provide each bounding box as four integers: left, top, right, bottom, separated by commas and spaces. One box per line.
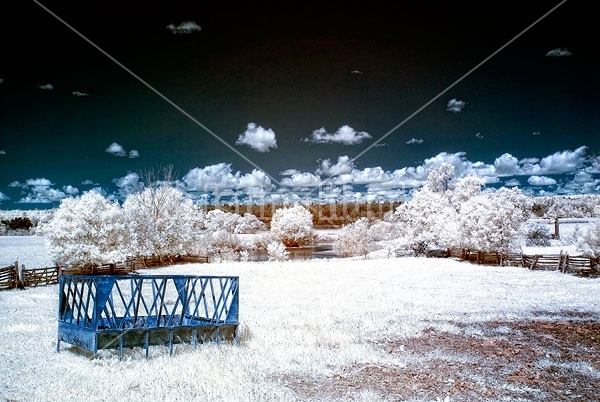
0, 254, 209, 291
446, 248, 598, 276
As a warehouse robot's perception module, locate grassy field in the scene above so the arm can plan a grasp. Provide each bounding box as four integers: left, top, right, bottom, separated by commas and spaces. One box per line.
1, 253, 599, 401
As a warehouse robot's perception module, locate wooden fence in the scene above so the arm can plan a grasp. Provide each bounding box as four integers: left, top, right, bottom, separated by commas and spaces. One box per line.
448, 248, 598, 276
0, 264, 19, 291
0, 254, 209, 291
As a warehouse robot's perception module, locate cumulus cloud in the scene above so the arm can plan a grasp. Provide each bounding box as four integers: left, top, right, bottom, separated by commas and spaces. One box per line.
166, 21, 201, 34
9, 177, 71, 204
105, 142, 127, 157
182, 163, 274, 196
528, 176, 557, 186
38, 83, 54, 90
63, 185, 79, 196
536, 146, 587, 174
72, 91, 89, 97
81, 179, 98, 186
317, 155, 355, 177
545, 48, 572, 57
279, 169, 301, 176
446, 98, 465, 113
128, 150, 140, 158
504, 179, 521, 187
406, 138, 424, 145
0, 150, 6, 155
304, 125, 371, 145
0, 191, 9, 202
280, 172, 321, 188
236, 123, 278, 152
113, 172, 143, 197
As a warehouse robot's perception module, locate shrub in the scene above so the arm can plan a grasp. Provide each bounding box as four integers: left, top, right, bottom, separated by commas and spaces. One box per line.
524, 223, 552, 246
334, 218, 370, 257
270, 205, 314, 247
267, 241, 289, 261
40, 191, 127, 267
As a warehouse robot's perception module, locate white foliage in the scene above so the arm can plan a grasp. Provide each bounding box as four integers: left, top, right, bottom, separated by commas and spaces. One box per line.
577, 221, 600, 257
267, 241, 289, 261
270, 205, 314, 247
334, 217, 370, 257
123, 186, 204, 257
393, 164, 530, 254
204, 210, 266, 234
40, 191, 127, 267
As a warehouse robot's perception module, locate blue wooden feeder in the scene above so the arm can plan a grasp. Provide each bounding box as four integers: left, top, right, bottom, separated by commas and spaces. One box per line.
57, 274, 239, 359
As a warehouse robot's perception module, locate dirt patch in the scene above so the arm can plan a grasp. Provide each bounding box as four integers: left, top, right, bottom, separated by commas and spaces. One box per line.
283, 312, 600, 401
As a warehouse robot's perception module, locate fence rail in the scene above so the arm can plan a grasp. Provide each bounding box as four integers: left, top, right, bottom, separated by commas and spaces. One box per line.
0, 264, 19, 290
446, 248, 598, 276
0, 254, 210, 291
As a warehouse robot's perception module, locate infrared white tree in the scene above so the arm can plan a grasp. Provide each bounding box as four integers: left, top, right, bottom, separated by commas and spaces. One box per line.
40, 191, 127, 267
577, 221, 600, 258
123, 185, 204, 257
270, 205, 314, 247
334, 217, 370, 257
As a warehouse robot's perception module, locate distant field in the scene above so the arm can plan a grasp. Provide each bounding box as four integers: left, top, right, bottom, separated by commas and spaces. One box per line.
0, 236, 53, 268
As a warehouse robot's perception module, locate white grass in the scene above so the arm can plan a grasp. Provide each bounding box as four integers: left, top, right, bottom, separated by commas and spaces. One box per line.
1, 235, 599, 401
0, 235, 53, 268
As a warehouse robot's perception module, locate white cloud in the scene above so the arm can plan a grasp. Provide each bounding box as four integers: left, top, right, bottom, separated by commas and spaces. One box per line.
493, 153, 521, 176
527, 176, 557, 186
105, 142, 127, 157
72, 91, 89, 97
166, 21, 201, 34
81, 179, 97, 185
532, 131, 541, 136
475, 132, 484, 139
304, 125, 371, 145
183, 163, 238, 191
536, 146, 587, 174
0, 78, 4, 85
280, 172, 321, 188
38, 83, 54, 90
0, 191, 9, 202
504, 179, 521, 187
236, 123, 278, 152
237, 170, 274, 191
317, 155, 355, 177
0, 150, 6, 155
446, 98, 465, 113
279, 169, 301, 176
545, 48, 572, 57
62, 185, 79, 196
406, 138, 424, 145
113, 172, 143, 197
128, 150, 140, 158
11, 177, 70, 204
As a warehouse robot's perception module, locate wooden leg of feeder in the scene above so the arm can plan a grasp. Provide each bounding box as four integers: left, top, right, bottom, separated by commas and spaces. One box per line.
169, 330, 174, 356
57, 338, 61, 352
193, 329, 198, 348
145, 331, 150, 359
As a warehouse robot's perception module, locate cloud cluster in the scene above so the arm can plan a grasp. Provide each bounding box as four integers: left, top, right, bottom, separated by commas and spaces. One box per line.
166, 21, 201, 34
72, 91, 89, 97
38, 83, 54, 90
105, 142, 140, 158
545, 48, 572, 57
406, 138, 424, 145
0, 191, 9, 202
236, 123, 278, 152
304, 125, 371, 145
446, 98, 465, 113
9, 178, 79, 204
183, 163, 274, 194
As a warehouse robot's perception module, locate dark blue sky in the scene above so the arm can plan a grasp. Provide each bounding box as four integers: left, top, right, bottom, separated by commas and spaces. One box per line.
1, 1, 598, 209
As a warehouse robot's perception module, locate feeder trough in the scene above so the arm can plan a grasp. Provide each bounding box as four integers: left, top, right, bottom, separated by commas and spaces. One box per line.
57, 274, 239, 359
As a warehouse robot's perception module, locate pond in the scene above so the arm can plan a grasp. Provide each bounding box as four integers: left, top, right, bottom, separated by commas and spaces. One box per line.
247, 244, 338, 261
